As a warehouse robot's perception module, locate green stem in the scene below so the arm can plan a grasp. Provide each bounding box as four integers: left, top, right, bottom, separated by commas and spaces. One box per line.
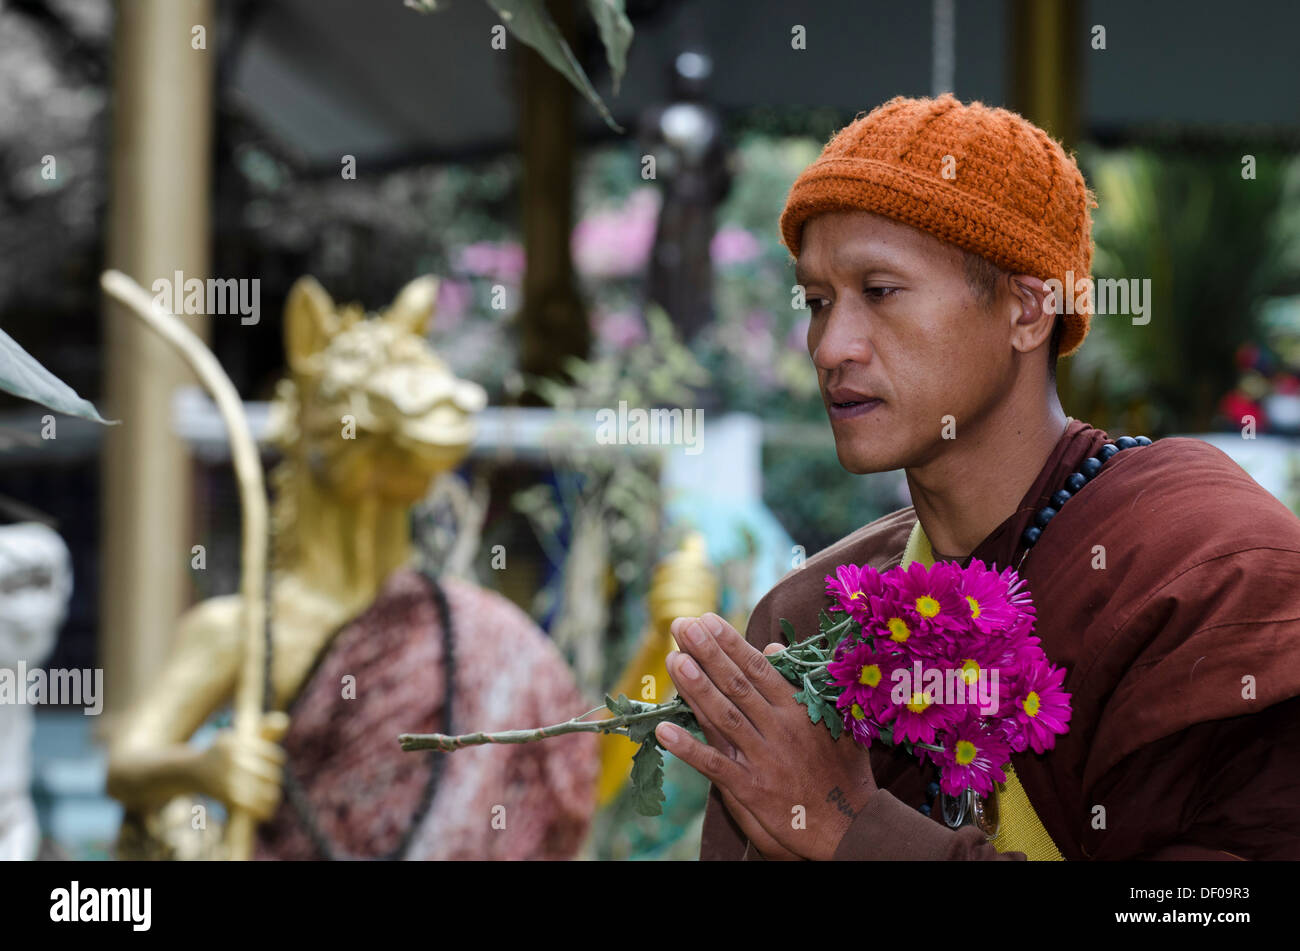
399, 698, 690, 752
776, 654, 827, 668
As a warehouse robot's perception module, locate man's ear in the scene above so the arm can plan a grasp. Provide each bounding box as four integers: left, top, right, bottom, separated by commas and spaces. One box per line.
1007, 274, 1056, 354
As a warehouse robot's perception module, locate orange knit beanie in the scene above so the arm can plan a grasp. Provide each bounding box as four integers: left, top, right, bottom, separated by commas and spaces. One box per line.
779, 93, 1097, 357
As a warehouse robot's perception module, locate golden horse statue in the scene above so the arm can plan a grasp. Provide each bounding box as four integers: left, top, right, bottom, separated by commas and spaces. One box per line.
105, 274, 597, 859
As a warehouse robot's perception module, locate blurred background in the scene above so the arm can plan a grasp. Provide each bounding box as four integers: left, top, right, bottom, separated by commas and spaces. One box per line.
2, 0, 1300, 860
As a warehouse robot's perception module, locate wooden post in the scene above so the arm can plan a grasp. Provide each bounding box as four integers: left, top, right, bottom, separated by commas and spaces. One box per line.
515, 0, 590, 404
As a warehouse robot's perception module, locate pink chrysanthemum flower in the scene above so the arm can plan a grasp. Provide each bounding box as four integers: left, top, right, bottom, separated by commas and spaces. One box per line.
955, 559, 1021, 634
860, 589, 924, 649
837, 694, 882, 747
887, 676, 959, 746
997, 564, 1037, 636
888, 561, 971, 642
936, 651, 1010, 720
1010, 658, 1072, 754
824, 564, 886, 622
828, 638, 904, 717
938, 713, 1011, 797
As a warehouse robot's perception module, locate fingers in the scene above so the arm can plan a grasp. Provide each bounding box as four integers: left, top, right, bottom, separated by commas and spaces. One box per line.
654, 720, 744, 792
228, 773, 282, 821
228, 741, 284, 820
261, 710, 291, 744
674, 613, 793, 709
717, 786, 801, 861
218, 719, 288, 820
665, 646, 764, 758
682, 690, 737, 759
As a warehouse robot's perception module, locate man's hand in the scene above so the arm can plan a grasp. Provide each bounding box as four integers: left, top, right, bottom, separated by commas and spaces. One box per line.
655, 613, 876, 861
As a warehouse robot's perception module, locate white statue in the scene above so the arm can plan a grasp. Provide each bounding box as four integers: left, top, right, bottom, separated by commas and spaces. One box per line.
0, 521, 73, 860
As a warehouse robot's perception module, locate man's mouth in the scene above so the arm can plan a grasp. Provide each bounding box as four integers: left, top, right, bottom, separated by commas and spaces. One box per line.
827, 386, 883, 421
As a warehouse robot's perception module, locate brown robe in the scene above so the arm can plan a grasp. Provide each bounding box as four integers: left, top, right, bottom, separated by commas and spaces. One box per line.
700, 419, 1300, 860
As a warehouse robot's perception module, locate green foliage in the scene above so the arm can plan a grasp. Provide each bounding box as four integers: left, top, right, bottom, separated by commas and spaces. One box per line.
0, 326, 112, 424
603, 692, 638, 716
792, 673, 842, 739
407, 0, 632, 134
1074, 146, 1300, 433
601, 693, 700, 817
514, 304, 709, 679
630, 738, 666, 816
601, 617, 860, 817
582, 0, 633, 96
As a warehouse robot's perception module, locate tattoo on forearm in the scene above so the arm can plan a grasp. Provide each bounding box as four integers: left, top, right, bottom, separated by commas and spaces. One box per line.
826, 785, 858, 820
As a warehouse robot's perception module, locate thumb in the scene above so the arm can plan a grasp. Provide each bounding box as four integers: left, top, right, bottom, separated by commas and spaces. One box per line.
261, 710, 291, 743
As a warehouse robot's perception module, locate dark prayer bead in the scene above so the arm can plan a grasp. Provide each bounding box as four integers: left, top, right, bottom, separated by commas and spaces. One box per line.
918, 803, 931, 816
1115, 435, 1139, 450
927, 781, 940, 799
1051, 489, 1072, 508
1035, 506, 1057, 527
1098, 443, 1119, 461
1080, 456, 1103, 477
1022, 526, 1042, 546
1135, 435, 1152, 446
1065, 472, 1088, 492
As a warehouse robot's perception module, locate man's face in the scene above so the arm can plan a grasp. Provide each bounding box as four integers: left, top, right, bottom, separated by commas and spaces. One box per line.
797, 210, 1012, 474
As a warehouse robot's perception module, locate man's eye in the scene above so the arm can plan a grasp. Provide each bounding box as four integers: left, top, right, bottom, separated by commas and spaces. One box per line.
865, 287, 898, 300
808, 298, 828, 314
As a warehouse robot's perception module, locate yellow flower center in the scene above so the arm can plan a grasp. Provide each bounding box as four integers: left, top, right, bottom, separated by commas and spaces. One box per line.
906, 692, 930, 714
849, 590, 864, 600
887, 617, 910, 642
960, 659, 981, 685
858, 664, 882, 688
915, 594, 941, 618
965, 594, 981, 618
850, 702, 867, 721
1024, 691, 1041, 717
955, 739, 978, 766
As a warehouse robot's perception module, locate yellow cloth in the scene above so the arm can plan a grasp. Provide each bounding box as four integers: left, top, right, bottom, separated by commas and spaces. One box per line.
901, 519, 1065, 861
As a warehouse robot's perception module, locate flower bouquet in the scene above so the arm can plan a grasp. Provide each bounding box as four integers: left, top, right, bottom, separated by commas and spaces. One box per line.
398, 558, 1070, 815
792, 558, 1072, 799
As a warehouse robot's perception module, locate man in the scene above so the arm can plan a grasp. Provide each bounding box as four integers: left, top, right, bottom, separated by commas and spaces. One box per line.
654, 93, 1300, 860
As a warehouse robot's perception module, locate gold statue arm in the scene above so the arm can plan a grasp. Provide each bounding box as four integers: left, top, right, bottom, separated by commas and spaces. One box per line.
105, 597, 241, 809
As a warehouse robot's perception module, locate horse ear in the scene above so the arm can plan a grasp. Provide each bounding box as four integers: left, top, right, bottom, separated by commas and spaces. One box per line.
384, 276, 439, 336
284, 276, 337, 373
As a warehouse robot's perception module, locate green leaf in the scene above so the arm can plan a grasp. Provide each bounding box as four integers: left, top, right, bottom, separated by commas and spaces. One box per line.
626, 716, 658, 745
582, 0, 632, 95
794, 684, 823, 728
604, 692, 636, 716
778, 617, 796, 645
0, 327, 114, 424
482, 0, 626, 134
630, 738, 666, 816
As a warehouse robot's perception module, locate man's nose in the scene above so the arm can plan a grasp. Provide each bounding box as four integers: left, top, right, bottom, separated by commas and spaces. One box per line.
812, 299, 874, 372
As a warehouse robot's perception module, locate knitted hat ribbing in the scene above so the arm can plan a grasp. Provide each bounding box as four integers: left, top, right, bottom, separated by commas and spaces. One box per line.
779, 93, 1097, 357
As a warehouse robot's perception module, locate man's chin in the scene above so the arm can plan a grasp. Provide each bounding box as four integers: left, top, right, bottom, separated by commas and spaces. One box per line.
833, 444, 904, 475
